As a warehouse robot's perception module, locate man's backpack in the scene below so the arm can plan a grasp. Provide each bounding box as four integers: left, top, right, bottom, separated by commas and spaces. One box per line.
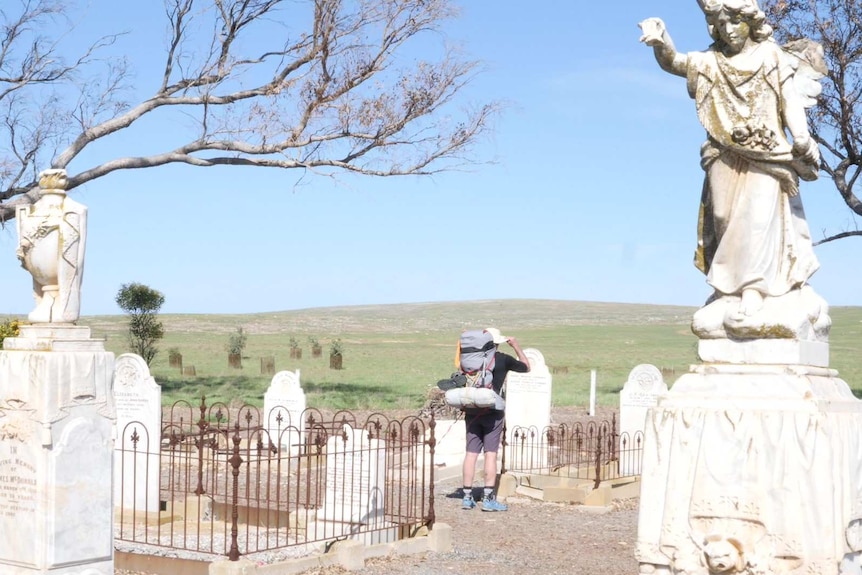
457, 329, 496, 388
443, 329, 505, 410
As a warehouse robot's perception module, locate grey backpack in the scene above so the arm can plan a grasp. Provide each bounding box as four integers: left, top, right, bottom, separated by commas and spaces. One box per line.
457, 330, 496, 389
444, 329, 504, 410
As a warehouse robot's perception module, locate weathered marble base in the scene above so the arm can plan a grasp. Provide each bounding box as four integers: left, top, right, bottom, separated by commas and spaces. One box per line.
697, 338, 829, 367
692, 286, 831, 343
636, 363, 862, 575
3, 325, 105, 352
0, 335, 115, 574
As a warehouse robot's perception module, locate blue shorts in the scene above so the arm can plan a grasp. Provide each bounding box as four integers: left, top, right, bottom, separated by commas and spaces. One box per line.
465, 410, 505, 454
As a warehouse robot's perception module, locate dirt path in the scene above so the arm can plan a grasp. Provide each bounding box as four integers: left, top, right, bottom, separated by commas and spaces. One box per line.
307, 470, 640, 575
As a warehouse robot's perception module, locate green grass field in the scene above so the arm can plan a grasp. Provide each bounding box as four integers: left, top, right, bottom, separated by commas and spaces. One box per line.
4, 299, 861, 410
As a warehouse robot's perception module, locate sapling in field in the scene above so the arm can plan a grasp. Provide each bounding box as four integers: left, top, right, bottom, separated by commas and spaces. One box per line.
115, 283, 165, 366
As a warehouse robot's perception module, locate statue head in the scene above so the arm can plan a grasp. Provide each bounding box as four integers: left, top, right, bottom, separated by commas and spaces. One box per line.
697, 0, 773, 45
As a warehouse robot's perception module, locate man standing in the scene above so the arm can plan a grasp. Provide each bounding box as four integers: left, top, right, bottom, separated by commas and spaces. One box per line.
461, 327, 530, 512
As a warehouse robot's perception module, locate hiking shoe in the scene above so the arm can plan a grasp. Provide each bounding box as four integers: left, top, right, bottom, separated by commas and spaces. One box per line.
481, 497, 508, 512
461, 495, 476, 510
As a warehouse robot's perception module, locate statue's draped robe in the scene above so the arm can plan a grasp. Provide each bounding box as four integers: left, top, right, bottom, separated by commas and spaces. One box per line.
687, 40, 818, 298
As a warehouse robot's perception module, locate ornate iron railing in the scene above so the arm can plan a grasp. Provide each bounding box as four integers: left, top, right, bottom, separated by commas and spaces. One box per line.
115, 397, 436, 561
503, 414, 643, 488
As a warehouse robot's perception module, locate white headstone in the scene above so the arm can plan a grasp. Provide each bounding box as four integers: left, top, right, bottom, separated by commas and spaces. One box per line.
113, 353, 162, 514
505, 348, 552, 471
619, 364, 666, 474
318, 424, 386, 524
264, 370, 306, 453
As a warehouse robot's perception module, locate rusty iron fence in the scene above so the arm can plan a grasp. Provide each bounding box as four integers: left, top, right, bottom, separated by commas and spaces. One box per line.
503, 415, 644, 488
115, 397, 436, 561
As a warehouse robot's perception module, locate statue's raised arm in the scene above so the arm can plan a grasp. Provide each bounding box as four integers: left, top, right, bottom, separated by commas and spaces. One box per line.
639, 17, 688, 77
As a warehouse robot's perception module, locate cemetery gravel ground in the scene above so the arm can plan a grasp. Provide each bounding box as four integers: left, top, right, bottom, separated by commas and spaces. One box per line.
116, 407, 640, 575
313, 477, 640, 575
306, 407, 640, 575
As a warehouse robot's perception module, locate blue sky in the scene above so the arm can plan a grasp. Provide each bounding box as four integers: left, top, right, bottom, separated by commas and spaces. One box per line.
1, 0, 859, 316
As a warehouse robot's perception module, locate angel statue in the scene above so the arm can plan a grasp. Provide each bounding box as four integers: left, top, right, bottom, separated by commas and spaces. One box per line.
639, 0, 829, 341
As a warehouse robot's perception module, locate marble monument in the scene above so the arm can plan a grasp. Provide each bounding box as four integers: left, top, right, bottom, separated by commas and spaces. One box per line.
636, 1, 862, 573
1, 169, 115, 574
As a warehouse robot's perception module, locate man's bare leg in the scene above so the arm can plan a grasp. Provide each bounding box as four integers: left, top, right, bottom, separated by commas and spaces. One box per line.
484, 451, 498, 489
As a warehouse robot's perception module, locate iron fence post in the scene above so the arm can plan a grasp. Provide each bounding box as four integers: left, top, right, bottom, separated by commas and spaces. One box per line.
594, 424, 603, 491
427, 415, 436, 529
228, 421, 243, 561
194, 395, 208, 496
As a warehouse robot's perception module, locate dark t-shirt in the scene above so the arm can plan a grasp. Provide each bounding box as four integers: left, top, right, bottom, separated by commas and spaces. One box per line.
490, 351, 530, 394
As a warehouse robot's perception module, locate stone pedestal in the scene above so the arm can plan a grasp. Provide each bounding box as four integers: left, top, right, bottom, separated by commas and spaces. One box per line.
635, 363, 862, 574
0, 325, 115, 574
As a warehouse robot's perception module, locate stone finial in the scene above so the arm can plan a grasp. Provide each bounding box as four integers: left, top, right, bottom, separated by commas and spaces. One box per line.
38, 168, 69, 192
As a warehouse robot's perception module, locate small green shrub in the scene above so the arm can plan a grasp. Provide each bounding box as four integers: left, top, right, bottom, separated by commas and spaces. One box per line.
0, 318, 21, 346
226, 327, 247, 355
330, 338, 343, 356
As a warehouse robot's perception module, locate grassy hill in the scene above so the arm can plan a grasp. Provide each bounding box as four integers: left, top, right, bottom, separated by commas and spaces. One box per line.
5, 299, 862, 410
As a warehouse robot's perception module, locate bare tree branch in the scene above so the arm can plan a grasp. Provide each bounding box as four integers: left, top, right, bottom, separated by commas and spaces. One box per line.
0, 0, 498, 223
764, 0, 862, 231
815, 230, 862, 245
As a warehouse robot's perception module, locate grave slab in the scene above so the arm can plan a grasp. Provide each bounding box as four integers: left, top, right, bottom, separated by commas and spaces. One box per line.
505, 348, 552, 471
113, 353, 162, 514
264, 370, 306, 454
619, 364, 667, 475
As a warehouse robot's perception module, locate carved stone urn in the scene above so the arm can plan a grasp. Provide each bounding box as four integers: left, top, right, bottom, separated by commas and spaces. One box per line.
16, 169, 87, 324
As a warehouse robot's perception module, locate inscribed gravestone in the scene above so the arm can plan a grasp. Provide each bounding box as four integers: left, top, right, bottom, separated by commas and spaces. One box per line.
318, 424, 386, 524
113, 353, 162, 514
619, 364, 666, 474
0, 414, 40, 565
505, 348, 552, 471
264, 370, 306, 453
